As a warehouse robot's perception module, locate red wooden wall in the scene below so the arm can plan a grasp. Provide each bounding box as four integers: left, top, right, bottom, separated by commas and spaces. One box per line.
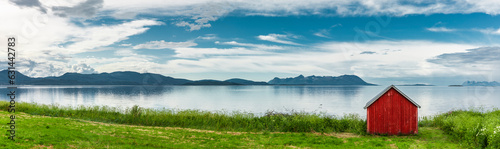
366, 88, 418, 135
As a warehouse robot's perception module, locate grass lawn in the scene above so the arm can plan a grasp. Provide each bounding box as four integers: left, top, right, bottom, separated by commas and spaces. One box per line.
0, 111, 462, 149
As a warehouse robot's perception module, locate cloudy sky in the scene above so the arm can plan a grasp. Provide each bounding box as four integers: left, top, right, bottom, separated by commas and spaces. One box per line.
1, 0, 500, 85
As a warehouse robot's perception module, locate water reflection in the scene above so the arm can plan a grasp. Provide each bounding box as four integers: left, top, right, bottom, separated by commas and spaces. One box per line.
59, 86, 174, 96
0, 85, 498, 117
271, 85, 362, 98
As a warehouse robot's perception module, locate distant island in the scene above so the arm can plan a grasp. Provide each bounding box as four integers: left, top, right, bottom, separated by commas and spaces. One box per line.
461, 81, 500, 86
267, 75, 375, 85
225, 78, 268, 85
397, 84, 434, 86
0, 70, 373, 86
182, 79, 267, 85
182, 80, 242, 85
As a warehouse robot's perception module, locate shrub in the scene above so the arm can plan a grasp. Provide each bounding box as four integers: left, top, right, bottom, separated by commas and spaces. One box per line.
419, 108, 500, 148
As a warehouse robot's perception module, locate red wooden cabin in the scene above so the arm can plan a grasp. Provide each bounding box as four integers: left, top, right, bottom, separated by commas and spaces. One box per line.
364, 85, 421, 135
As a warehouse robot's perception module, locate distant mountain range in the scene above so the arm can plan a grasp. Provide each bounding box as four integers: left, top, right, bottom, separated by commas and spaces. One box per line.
0, 70, 191, 85
267, 75, 375, 85
462, 81, 500, 86
0, 70, 374, 86
225, 78, 268, 85
182, 79, 268, 85
396, 84, 434, 86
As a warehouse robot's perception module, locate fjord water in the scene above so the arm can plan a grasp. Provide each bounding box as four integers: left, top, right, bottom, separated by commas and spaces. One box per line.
1, 85, 499, 117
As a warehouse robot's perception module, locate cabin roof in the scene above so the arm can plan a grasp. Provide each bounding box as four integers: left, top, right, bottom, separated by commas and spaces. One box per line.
364, 85, 421, 109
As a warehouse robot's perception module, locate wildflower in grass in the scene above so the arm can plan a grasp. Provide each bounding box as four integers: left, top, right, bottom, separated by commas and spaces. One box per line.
495, 126, 500, 135
477, 127, 486, 137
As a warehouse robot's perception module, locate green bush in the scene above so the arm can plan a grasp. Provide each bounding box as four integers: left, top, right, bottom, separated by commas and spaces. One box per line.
419, 108, 500, 148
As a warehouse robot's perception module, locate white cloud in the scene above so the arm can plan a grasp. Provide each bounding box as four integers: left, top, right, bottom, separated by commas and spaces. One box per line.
19, 39, 481, 79
76, 49, 161, 74
217, 41, 284, 50
139, 40, 479, 79
79, 46, 272, 75
114, 49, 137, 56
172, 47, 270, 59
477, 28, 500, 35
102, 0, 500, 17
2, 58, 98, 77
98, 0, 500, 32
314, 30, 331, 38
426, 27, 457, 32
429, 27, 500, 35
23, 39, 480, 82
175, 21, 212, 31
0, 1, 162, 77
428, 47, 500, 66
427, 47, 500, 80
119, 43, 132, 47
14, 58, 65, 77
257, 34, 301, 45
69, 62, 98, 74
10, 0, 500, 32
196, 34, 217, 40
9, 0, 47, 13
133, 40, 197, 49
11, 0, 500, 35
315, 40, 478, 77
52, 0, 103, 18
92, 57, 164, 74
38, 0, 89, 7
66, 19, 163, 53
4, 0, 500, 80
172, 2, 234, 31
313, 24, 342, 38
163, 56, 335, 75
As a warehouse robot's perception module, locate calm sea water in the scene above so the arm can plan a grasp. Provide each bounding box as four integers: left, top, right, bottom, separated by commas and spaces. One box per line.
1, 85, 499, 117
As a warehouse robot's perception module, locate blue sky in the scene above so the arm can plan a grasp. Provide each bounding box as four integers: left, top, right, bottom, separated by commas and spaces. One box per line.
2, 0, 500, 85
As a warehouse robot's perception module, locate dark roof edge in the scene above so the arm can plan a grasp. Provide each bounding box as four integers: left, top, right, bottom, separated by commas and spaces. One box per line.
363, 85, 421, 109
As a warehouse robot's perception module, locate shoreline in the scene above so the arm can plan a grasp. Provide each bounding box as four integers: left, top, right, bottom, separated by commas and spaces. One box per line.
1, 101, 498, 148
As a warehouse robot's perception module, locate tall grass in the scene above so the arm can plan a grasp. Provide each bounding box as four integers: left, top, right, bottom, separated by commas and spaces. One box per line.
419, 108, 500, 148
0, 101, 367, 134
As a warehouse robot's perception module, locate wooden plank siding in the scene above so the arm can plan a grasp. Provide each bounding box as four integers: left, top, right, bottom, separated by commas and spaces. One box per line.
366, 88, 419, 135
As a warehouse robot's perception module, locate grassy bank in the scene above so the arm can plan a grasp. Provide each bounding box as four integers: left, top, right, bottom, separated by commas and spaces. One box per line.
2, 101, 499, 148
0, 101, 366, 134
420, 108, 500, 148
0, 111, 460, 148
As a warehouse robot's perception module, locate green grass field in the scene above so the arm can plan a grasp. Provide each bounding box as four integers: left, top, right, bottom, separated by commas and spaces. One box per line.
1, 101, 498, 148
0, 111, 461, 148
0, 101, 367, 134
